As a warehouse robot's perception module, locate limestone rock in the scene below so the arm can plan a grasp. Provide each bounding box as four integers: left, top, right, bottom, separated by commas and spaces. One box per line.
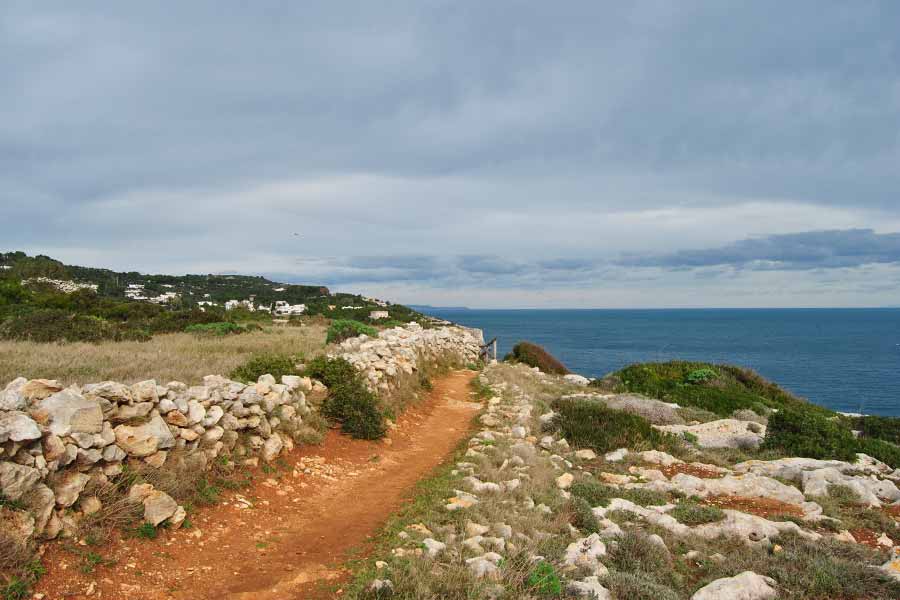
556, 473, 575, 489
563, 374, 591, 386
52, 472, 91, 507
143, 490, 178, 526
21, 379, 63, 401
0, 377, 27, 410
567, 577, 611, 599
691, 571, 777, 600
563, 534, 607, 573
0, 411, 41, 443
24, 484, 55, 536
0, 462, 41, 501
33, 389, 103, 436
262, 433, 284, 462
114, 413, 175, 457
656, 419, 765, 449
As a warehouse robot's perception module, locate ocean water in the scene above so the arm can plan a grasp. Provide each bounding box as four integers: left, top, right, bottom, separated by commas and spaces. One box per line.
421, 308, 900, 417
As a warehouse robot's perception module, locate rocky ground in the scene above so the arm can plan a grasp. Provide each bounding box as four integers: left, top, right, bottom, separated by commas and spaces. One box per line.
344, 363, 900, 599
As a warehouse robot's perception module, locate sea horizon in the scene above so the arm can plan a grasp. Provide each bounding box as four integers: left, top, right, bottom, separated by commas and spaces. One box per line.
420, 306, 900, 417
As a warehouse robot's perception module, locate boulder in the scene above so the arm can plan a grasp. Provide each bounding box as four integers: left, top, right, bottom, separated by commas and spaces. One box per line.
23, 484, 55, 536
0, 411, 41, 443
691, 571, 777, 600
114, 413, 175, 457
567, 577, 611, 599
21, 379, 63, 401
131, 380, 159, 403
143, 490, 178, 526
83, 381, 133, 403
0, 378, 27, 410
262, 433, 284, 462
52, 472, 91, 507
656, 419, 765, 449
0, 462, 41, 501
32, 389, 103, 436
563, 374, 591, 386
563, 534, 607, 573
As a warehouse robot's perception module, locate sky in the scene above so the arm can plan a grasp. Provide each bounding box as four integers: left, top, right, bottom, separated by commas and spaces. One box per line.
2, 1, 900, 308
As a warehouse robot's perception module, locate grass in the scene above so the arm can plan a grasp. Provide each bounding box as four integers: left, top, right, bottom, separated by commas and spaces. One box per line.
669, 500, 725, 525
0, 324, 326, 385
551, 397, 681, 455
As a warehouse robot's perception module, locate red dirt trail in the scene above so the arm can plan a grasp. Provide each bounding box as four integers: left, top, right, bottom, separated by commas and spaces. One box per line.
34, 370, 481, 600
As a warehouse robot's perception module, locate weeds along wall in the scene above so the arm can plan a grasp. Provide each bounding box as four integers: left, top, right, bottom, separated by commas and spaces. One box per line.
0, 323, 483, 550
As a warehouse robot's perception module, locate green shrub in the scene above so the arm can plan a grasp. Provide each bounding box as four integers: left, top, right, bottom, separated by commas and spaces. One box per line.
569, 497, 600, 534
552, 398, 675, 454
185, 321, 245, 336
669, 500, 725, 525
526, 561, 563, 597
570, 480, 616, 507
762, 408, 858, 462
326, 319, 378, 344
504, 341, 569, 375
852, 415, 900, 445
612, 361, 831, 418
230, 353, 300, 383
685, 368, 718, 385
306, 357, 385, 440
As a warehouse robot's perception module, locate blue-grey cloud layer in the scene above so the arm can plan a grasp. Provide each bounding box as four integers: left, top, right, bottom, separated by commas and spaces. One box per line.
622, 229, 900, 270
2, 1, 900, 306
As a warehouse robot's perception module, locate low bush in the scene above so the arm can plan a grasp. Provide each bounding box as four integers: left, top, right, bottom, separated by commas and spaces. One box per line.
306, 357, 385, 439
762, 408, 859, 462
570, 480, 616, 507
669, 500, 725, 525
685, 367, 718, 385
526, 561, 563, 597
552, 398, 676, 454
0, 309, 117, 343
568, 497, 600, 534
851, 415, 900, 445
326, 319, 378, 344
229, 353, 301, 383
612, 361, 831, 418
185, 321, 245, 336
505, 341, 569, 375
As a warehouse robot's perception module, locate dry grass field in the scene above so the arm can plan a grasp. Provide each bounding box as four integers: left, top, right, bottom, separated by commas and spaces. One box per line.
0, 324, 327, 387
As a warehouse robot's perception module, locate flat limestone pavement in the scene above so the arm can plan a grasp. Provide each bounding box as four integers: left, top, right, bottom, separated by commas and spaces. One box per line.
34, 370, 482, 600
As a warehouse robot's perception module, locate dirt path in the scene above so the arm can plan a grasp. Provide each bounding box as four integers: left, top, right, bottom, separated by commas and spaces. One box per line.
35, 370, 481, 600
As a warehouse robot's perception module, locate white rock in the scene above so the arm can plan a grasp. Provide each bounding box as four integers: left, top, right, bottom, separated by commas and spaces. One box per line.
422, 538, 446, 557
0, 411, 41, 443
34, 389, 103, 436
563, 534, 607, 573
604, 448, 628, 462
143, 491, 178, 526
556, 473, 575, 489
575, 449, 597, 460
691, 571, 777, 600
567, 576, 611, 599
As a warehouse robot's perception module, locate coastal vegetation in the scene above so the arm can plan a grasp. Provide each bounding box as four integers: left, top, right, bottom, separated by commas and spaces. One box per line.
504, 341, 570, 375
306, 356, 387, 439
326, 319, 379, 344
0, 251, 424, 344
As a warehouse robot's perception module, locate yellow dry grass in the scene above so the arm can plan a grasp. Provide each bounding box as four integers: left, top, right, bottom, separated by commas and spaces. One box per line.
0, 325, 327, 387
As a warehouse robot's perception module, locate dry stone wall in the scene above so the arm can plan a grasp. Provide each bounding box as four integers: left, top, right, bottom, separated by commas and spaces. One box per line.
0, 322, 483, 549
335, 322, 484, 392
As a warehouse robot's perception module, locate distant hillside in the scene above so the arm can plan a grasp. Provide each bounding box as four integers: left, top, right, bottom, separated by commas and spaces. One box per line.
0, 251, 424, 342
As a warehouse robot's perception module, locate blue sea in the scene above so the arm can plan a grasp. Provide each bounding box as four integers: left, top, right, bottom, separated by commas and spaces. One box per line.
420, 308, 900, 417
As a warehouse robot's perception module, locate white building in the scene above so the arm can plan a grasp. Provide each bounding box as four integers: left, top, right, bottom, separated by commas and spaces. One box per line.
273, 300, 306, 316
370, 310, 390, 320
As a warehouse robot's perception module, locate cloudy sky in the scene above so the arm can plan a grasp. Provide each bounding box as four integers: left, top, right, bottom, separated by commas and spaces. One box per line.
2, 1, 900, 308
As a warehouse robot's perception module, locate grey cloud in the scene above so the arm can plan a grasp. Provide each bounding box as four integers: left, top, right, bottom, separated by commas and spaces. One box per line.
623, 229, 900, 270
2, 2, 900, 307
